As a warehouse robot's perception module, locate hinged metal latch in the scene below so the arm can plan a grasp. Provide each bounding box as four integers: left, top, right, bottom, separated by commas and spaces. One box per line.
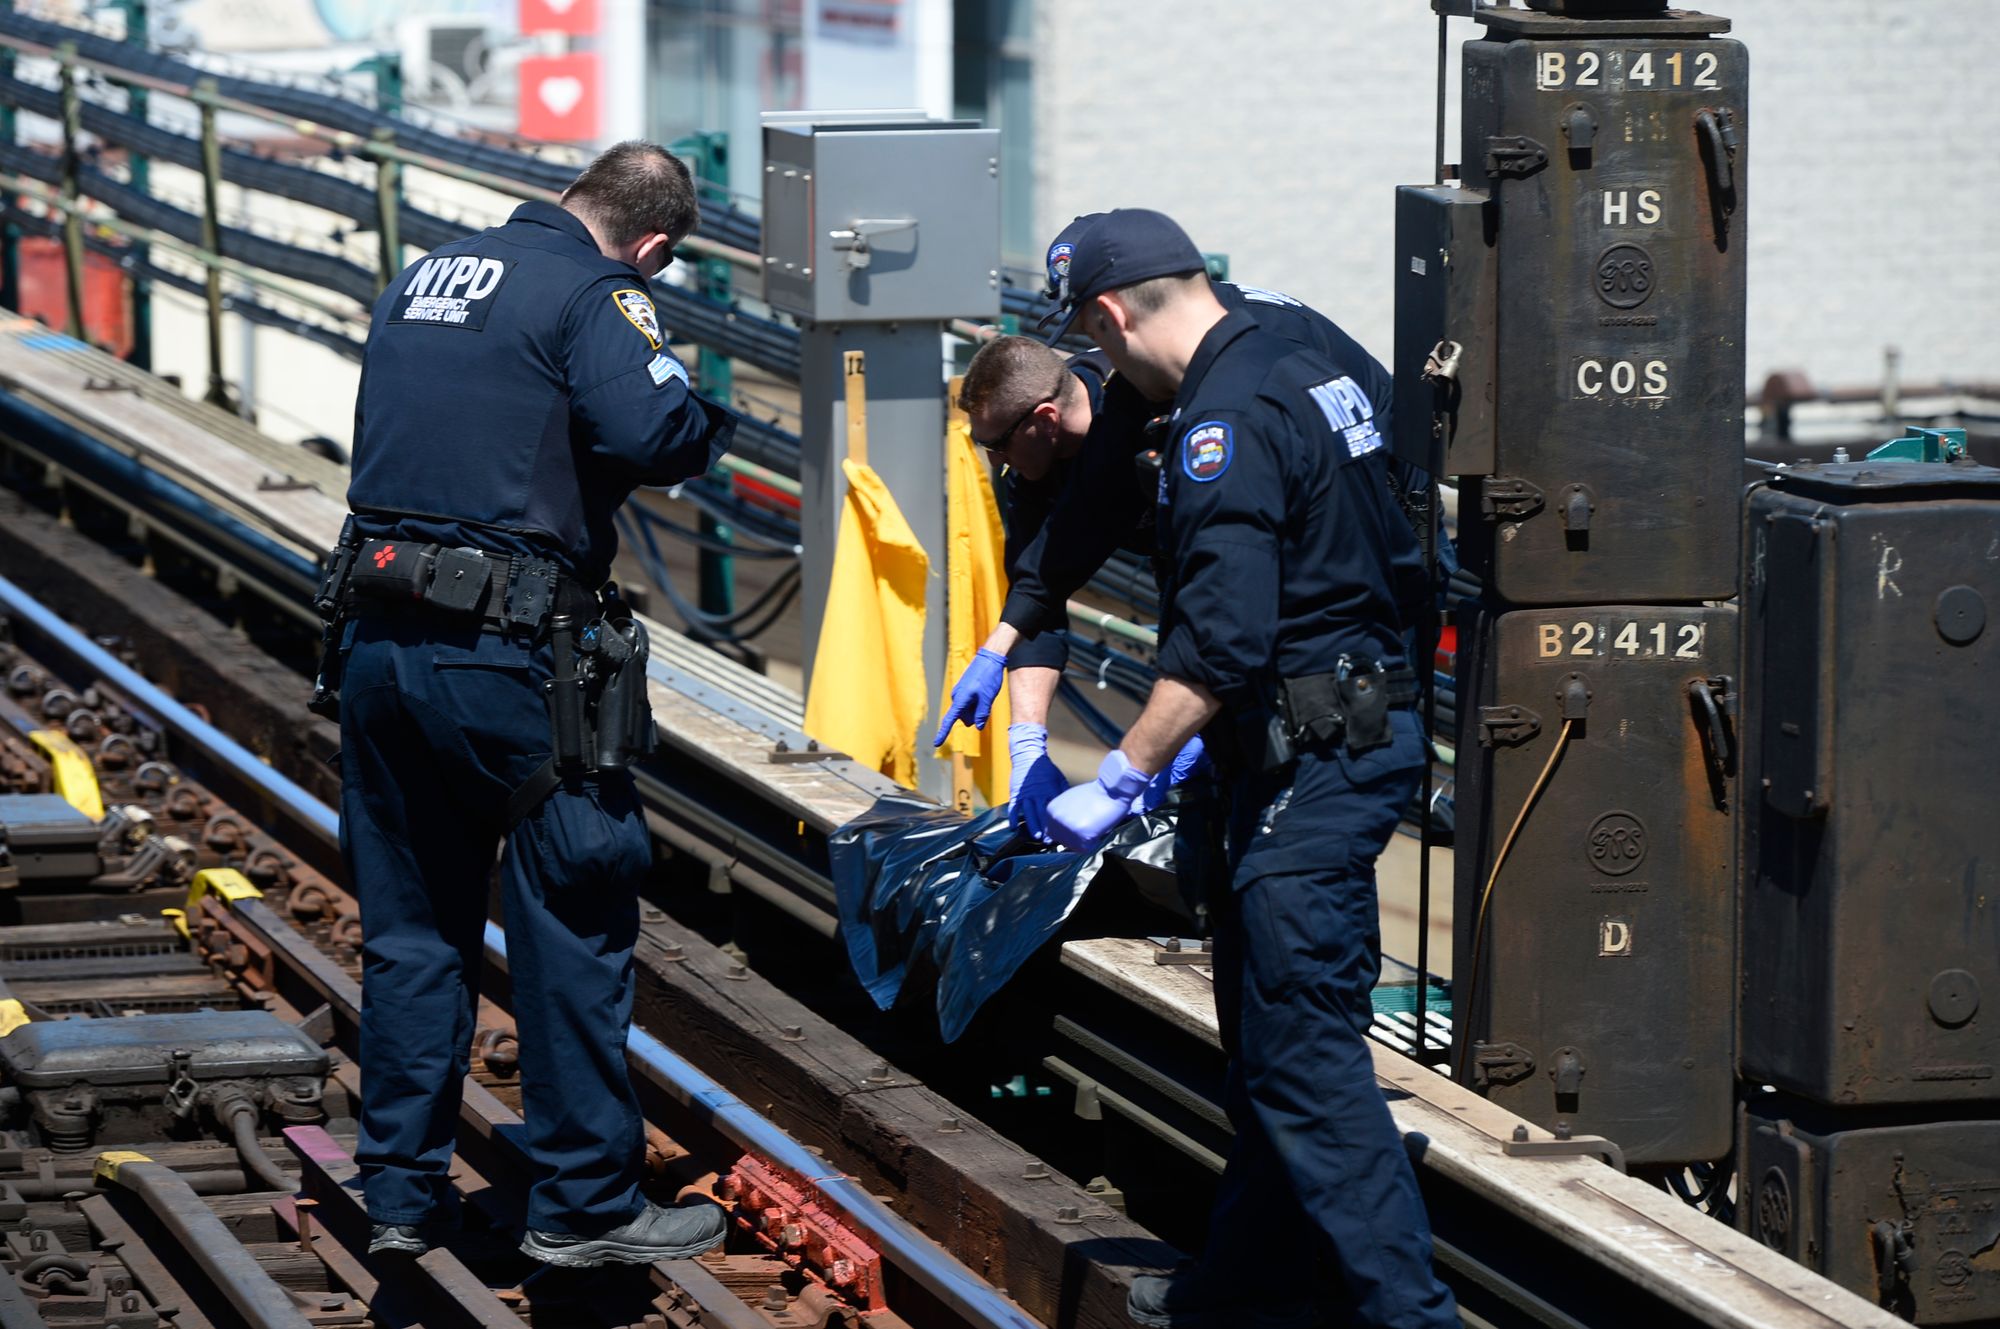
828, 218, 917, 272
1484, 134, 1549, 178
1472, 1040, 1535, 1088
1478, 705, 1543, 747
1482, 476, 1545, 520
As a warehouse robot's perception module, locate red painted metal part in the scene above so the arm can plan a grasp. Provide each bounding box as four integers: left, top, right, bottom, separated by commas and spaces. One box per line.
718, 1154, 887, 1313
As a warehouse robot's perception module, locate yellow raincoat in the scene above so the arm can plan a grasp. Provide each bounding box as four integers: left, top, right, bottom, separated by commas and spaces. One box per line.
805, 458, 931, 788
934, 417, 1012, 806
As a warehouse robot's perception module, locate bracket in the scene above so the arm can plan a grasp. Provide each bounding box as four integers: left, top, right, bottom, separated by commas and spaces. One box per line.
1481, 476, 1545, 521
1478, 705, 1543, 748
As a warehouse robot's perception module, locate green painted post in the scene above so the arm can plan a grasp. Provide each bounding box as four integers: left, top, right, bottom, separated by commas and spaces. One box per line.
195, 81, 229, 409
372, 130, 401, 293
57, 44, 86, 340
117, 0, 151, 369
675, 132, 736, 619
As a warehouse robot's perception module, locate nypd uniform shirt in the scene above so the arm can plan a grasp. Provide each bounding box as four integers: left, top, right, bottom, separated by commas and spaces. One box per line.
997, 349, 1156, 671
1000, 282, 1406, 644
348, 201, 735, 586
1154, 308, 1423, 707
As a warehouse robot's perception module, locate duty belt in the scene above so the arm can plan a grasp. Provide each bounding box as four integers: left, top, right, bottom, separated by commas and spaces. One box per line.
1204, 660, 1420, 776
330, 538, 596, 632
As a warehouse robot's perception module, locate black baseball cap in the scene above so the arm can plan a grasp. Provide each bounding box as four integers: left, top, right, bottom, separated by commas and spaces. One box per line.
1041, 208, 1207, 345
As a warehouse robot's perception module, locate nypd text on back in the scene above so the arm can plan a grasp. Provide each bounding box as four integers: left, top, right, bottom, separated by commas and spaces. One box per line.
1308, 376, 1385, 459
390, 255, 512, 331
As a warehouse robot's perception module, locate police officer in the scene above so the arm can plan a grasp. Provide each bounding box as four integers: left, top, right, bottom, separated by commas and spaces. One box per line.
1040, 211, 1457, 1329
938, 213, 1440, 837
334, 142, 735, 1266
946, 331, 1172, 835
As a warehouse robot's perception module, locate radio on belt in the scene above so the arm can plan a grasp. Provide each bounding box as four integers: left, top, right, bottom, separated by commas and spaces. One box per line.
1394, 3, 1747, 605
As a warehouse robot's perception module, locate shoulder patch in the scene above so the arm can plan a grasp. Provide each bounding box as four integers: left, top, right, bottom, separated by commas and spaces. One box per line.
647, 353, 688, 388
1181, 420, 1234, 483
1306, 376, 1385, 458
1232, 283, 1303, 308
612, 289, 663, 349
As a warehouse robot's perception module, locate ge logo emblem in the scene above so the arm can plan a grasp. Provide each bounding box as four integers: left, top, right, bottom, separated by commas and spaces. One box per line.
1595, 243, 1655, 310
1587, 811, 1647, 876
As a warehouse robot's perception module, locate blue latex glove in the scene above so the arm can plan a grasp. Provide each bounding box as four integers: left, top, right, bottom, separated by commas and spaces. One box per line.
1008, 723, 1068, 843
931, 647, 1008, 748
1131, 734, 1208, 815
1045, 750, 1154, 851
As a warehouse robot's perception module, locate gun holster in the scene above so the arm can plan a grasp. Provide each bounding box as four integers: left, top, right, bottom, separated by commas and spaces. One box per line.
308, 517, 358, 722
508, 590, 655, 827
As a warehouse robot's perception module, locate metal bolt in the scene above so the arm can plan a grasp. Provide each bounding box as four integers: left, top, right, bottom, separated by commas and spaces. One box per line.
763, 1285, 789, 1311
1055, 1205, 1081, 1224
726, 963, 750, 981
938, 1117, 962, 1134
1512, 1125, 1529, 1142
778, 1025, 804, 1042
1022, 1162, 1049, 1181
1554, 1122, 1573, 1141
865, 1062, 891, 1084
659, 944, 685, 962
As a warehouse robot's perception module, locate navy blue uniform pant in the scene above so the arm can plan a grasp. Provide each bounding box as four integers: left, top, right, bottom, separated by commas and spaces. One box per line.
337, 615, 653, 1233
1189, 710, 1457, 1329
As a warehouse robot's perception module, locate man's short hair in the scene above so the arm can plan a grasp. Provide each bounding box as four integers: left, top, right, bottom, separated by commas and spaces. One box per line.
960, 335, 1071, 420
1110, 270, 1209, 319
562, 141, 699, 248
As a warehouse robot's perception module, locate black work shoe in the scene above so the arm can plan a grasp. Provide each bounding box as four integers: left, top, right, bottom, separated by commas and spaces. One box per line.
368, 1222, 431, 1257
1127, 1267, 1324, 1329
519, 1201, 728, 1268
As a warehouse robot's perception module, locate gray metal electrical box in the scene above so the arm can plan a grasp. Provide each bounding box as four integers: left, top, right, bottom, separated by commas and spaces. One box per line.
1740, 461, 2000, 1109
1392, 184, 1496, 477
1452, 12, 1748, 605
1452, 601, 1737, 1165
760, 113, 1001, 324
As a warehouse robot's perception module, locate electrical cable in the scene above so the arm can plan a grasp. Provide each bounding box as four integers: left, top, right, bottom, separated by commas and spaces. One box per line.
1453, 717, 1575, 1083
614, 510, 800, 642
625, 503, 798, 560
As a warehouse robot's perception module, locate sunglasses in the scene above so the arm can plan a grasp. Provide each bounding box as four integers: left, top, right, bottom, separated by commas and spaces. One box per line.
972, 366, 1069, 454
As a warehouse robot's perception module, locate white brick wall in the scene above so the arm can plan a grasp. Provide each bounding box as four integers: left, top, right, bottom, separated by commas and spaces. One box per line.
1033, 0, 1998, 393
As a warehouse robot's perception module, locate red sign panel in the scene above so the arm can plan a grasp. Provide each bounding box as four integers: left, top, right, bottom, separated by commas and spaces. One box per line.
519, 0, 597, 35
517, 53, 600, 143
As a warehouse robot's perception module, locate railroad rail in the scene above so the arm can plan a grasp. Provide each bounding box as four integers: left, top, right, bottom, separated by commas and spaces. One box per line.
0, 324, 1913, 1328
0, 577, 1051, 1329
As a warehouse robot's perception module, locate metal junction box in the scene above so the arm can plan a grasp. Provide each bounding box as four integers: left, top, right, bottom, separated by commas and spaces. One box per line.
0, 1009, 328, 1147
1741, 1110, 2000, 1324
1452, 602, 1736, 1164
1392, 184, 1496, 478
760, 112, 1001, 324
1740, 462, 2000, 1107
0, 794, 101, 886
1447, 11, 1746, 604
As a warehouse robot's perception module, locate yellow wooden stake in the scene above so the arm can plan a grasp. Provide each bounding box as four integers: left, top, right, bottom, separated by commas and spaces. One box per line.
944, 373, 975, 814
843, 350, 868, 466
